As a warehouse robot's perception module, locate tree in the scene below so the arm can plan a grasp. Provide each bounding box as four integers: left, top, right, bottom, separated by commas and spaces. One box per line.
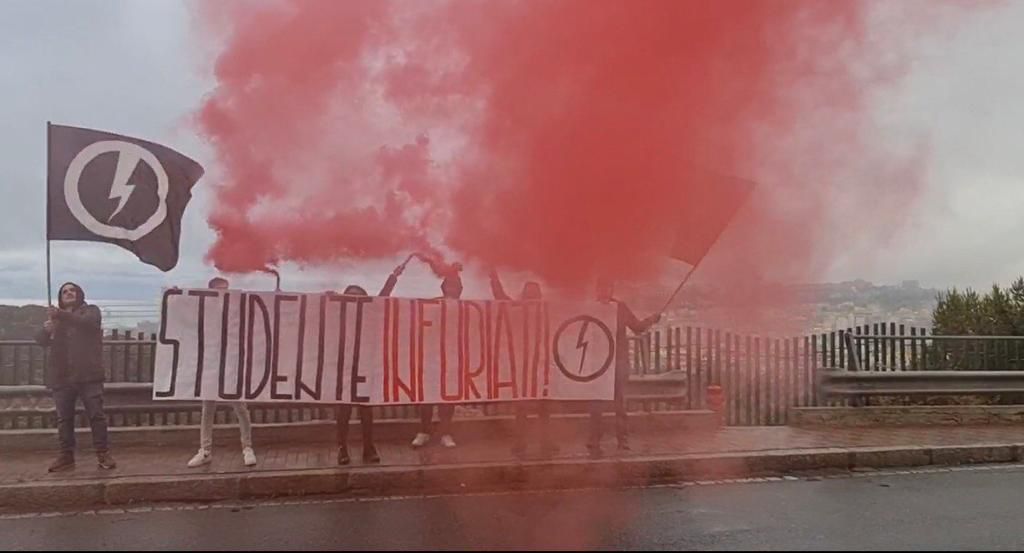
930, 279, 1024, 371
931, 284, 1023, 336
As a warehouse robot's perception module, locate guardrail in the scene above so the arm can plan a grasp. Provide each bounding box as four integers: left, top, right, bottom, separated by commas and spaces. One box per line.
817, 367, 1024, 406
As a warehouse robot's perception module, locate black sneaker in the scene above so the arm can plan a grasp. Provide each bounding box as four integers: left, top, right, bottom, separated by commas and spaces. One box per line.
97, 452, 117, 470
586, 443, 603, 460
337, 446, 351, 466
48, 453, 75, 472
362, 444, 381, 464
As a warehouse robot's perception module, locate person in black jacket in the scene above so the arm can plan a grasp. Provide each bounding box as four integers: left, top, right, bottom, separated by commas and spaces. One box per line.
412, 258, 462, 449
587, 278, 661, 458
489, 269, 558, 458
34, 282, 116, 472
335, 262, 405, 465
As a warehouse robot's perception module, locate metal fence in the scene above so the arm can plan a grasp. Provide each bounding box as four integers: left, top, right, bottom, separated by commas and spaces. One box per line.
628, 323, 1024, 425
0, 330, 686, 430
7, 323, 1022, 429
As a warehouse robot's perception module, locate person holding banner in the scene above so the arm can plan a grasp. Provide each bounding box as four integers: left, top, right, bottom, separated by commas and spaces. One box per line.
335, 261, 406, 465
35, 282, 116, 472
587, 278, 661, 458
489, 269, 558, 458
411, 261, 462, 449
186, 277, 257, 468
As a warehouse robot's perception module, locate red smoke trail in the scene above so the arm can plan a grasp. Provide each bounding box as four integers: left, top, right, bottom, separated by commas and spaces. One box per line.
191, 3, 984, 545
194, 1, 958, 324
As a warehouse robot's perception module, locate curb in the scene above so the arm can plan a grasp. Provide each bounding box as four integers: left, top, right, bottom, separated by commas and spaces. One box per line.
0, 410, 718, 451
790, 406, 1024, 427
3, 442, 1022, 512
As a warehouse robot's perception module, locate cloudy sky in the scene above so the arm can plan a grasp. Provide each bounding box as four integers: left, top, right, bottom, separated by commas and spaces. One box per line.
1, 0, 1023, 302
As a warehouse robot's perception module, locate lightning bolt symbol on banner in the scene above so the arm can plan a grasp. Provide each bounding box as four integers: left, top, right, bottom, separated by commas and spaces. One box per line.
575, 320, 591, 375
107, 150, 141, 222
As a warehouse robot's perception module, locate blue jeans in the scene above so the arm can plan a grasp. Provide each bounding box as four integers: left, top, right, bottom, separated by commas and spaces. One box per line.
53, 381, 109, 455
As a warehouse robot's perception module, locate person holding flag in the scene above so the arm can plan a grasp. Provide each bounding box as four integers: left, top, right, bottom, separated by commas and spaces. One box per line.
586, 278, 662, 458
584, 171, 754, 457
34, 282, 116, 472
40, 124, 203, 467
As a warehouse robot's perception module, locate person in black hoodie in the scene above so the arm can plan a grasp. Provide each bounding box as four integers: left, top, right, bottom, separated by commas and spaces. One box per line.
34, 282, 116, 472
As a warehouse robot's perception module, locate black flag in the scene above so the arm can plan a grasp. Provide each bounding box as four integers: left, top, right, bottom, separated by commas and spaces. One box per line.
670, 172, 755, 266
47, 123, 203, 271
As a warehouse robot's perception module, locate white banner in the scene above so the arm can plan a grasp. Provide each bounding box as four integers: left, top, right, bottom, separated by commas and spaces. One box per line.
153, 289, 619, 404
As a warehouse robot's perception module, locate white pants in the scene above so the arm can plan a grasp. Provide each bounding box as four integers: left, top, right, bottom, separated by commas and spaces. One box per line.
199, 401, 253, 451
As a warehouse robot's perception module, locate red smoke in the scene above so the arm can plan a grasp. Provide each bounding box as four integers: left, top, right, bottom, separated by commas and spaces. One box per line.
195, 1, 947, 309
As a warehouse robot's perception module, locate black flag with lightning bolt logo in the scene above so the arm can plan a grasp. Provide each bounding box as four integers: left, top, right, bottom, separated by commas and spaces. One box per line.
47, 123, 204, 271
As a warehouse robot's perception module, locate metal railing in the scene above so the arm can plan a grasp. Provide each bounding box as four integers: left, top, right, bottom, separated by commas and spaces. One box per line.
846, 334, 1024, 372
0, 334, 688, 430
13, 324, 1016, 428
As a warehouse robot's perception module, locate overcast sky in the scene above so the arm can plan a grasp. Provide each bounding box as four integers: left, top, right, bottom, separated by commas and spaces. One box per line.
1, 0, 1023, 302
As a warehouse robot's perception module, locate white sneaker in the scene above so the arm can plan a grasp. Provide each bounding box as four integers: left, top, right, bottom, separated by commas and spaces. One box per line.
440, 434, 457, 448
187, 448, 212, 468
411, 433, 431, 448
242, 447, 257, 467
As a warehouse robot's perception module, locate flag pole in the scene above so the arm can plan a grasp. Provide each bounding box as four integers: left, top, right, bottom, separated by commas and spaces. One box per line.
659, 263, 699, 314
46, 241, 52, 306
45, 121, 52, 306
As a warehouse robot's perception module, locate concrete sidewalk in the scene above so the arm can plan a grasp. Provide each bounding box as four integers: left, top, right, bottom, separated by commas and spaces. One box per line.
5, 421, 1024, 512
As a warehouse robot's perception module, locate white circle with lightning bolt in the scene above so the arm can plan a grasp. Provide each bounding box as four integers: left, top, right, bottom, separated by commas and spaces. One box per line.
63, 140, 168, 241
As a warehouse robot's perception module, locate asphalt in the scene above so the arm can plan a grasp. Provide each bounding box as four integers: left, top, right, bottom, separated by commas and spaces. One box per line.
7, 423, 1024, 512
4, 464, 1024, 550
